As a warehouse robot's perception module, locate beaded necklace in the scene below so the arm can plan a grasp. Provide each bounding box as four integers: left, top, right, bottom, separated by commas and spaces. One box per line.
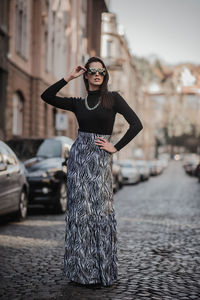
84, 95, 100, 110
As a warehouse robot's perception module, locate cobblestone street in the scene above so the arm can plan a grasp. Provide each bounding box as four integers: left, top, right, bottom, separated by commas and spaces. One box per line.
0, 160, 199, 300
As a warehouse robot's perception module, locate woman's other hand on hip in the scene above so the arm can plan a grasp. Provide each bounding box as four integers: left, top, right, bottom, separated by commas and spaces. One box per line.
94, 137, 117, 154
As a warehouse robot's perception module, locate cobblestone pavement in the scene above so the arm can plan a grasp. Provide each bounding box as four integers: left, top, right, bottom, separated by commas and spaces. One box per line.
0, 160, 199, 300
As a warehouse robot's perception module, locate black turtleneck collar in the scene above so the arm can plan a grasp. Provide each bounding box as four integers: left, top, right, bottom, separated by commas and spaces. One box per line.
88, 89, 101, 95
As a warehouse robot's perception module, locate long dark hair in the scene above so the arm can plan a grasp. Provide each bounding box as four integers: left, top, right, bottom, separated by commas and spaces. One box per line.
83, 56, 114, 109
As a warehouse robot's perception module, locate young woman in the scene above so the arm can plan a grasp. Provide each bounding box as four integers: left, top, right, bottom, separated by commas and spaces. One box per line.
41, 56, 143, 287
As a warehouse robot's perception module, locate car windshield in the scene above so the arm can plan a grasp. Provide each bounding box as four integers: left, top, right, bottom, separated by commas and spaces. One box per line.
6, 139, 43, 161
36, 140, 62, 158
119, 162, 134, 168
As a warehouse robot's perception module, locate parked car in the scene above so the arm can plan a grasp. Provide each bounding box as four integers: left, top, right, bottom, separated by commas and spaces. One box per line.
112, 161, 123, 192
146, 159, 164, 176
0, 140, 29, 221
24, 136, 74, 213
146, 160, 158, 176
158, 158, 168, 169
135, 160, 150, 181
183, 153, 199, 176
155, 160, 164, 175
6, 137, 44, 162
184, 160, 199, 176
158, 153, 170, 164
194, 162, 200, 182
118, 159, 140, 185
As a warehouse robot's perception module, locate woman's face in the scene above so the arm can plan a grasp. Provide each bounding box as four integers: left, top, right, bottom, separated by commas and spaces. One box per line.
85, 61, 105, 89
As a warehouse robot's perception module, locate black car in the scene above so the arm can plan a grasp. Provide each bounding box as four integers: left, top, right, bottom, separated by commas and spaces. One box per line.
0, 141, 29, 221
6, 137, 44, 162
24, 136, 74, 213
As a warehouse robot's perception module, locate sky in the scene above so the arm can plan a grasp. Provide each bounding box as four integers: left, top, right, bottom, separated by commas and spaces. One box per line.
109, 0, 200, 65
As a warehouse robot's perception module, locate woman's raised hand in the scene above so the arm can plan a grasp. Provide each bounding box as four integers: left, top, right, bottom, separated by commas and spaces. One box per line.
64, 65, 87, 82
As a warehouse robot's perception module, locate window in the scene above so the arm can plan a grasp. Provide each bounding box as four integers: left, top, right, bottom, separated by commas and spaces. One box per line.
0, 0, 9, 32
12, 93, 24, 136
44, 0, 68, 76
51, 11, 56, 71
45, 29, 49, 72
107, 40, 113, 58
15, 0, 29, 58
186, 94, 198, 109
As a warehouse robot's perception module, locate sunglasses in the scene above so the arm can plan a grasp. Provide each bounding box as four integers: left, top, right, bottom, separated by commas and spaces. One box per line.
87, 68, 106, 76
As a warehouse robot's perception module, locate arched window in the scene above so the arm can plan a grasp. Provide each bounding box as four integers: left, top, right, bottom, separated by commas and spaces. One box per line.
12, 92, 24, 136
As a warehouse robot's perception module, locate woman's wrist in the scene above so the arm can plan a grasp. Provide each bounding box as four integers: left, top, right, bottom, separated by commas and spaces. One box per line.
113, 147, 118, 153
111, 145, 118, 153
113, 146, 118, 153
64, 75, 73, 83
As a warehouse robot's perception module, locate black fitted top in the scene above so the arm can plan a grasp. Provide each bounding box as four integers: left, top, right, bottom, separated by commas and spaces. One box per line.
41, 78, 143, 151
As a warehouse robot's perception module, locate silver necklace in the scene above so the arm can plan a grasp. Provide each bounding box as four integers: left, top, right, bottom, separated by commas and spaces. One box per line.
85, 95, 100, 110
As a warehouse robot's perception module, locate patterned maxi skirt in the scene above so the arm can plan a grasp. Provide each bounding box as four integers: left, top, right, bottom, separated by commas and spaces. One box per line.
63, 130, 118, 286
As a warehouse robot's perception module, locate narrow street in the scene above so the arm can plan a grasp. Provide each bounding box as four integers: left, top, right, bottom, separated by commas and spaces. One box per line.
0, 160, 199, 300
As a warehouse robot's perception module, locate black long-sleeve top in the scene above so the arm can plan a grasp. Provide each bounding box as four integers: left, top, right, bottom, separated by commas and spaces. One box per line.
41, 78, 143, 151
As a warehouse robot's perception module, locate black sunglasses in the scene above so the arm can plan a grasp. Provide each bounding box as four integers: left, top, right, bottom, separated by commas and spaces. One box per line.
87, 68, 106, 76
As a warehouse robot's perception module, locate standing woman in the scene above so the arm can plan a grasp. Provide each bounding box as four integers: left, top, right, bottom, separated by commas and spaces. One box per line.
41, 56, 143, 287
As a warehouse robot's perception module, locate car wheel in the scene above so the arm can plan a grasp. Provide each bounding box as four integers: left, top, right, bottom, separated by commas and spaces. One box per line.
55, 182, 67, 213
16, 189, 28, 221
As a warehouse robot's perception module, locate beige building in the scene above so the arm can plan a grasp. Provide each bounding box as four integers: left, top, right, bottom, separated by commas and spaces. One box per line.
40, 0, 89, 140
0, 0, 9, 140
101, 12, 144, 159
1, 0, 108, 141
140, 91, 156, 160
145, 63, 200, 156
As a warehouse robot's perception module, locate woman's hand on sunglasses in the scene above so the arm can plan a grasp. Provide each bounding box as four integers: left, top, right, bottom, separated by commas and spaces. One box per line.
64, 65, 87, 82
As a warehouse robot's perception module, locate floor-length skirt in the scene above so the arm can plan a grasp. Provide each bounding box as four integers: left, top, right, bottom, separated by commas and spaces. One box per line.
63, 130, 118, 286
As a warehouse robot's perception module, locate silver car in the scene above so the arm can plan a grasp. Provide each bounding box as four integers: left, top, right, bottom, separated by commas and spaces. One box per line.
135, 160, 150, 181
118, 159, 140, 184
0, 141, 29, 221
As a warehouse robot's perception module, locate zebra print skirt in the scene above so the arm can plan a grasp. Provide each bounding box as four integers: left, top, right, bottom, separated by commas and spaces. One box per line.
63, 130, 118, 286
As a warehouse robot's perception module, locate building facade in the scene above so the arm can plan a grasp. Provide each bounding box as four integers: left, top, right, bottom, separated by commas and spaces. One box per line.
101, 12, 144, 159
145, 63, 200, 156
0, 0, 10, 140
1, 0, 108, 142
